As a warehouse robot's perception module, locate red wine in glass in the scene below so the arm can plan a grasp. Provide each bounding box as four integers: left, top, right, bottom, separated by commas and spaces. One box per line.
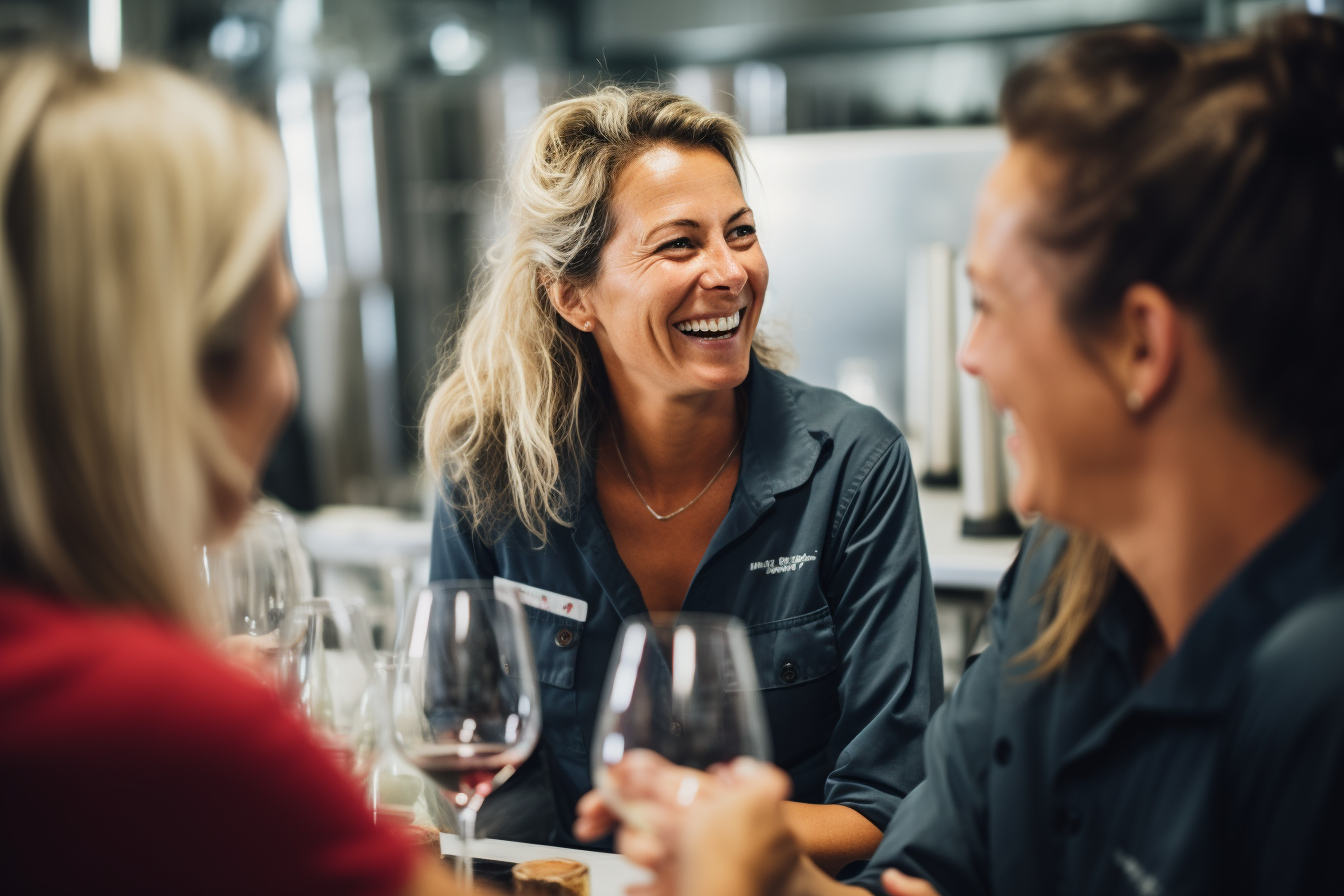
412, 743, 515, 807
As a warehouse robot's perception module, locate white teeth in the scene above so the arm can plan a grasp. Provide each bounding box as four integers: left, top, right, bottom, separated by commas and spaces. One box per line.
675, 309, 742, 335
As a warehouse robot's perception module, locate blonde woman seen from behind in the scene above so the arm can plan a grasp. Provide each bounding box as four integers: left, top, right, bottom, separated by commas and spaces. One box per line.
0, 51, 464, 895
426, 87, 943, 873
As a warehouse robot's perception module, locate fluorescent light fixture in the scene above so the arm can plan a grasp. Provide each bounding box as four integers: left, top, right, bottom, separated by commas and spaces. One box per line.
276, 73, 328, 298
359, 283, 397, 370
88, 0, 121, 70
502, 64, 540, 133
734, 62, 786, 136
209, 16, 263, 64
674, 66, 715, 110
431, 20, 487, 74
335, 69, 384, 281
277, 0, 322, 45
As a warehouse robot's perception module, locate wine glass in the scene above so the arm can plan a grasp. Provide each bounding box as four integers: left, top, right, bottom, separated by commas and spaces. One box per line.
592, 613, 771, 827
279, 596, 379, 779
394, 580, 542, 885
202, 502, 313, 688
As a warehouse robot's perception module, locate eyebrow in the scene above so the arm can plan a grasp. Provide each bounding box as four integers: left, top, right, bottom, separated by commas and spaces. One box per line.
645, 207, 753, 242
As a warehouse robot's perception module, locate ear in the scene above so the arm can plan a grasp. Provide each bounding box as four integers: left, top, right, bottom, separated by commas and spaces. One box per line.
1107, 282, 1180, 414
544, 274, 596, 333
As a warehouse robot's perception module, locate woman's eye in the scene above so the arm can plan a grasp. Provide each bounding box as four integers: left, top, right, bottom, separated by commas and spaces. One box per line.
659, 237, 694, 251
730, 225, 756, 239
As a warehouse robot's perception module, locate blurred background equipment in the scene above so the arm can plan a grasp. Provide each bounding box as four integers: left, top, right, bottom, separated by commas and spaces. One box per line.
4, 0, 1336, 694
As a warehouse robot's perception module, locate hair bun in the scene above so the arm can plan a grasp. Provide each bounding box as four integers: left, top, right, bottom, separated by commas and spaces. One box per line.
1255, 12, 1344, 146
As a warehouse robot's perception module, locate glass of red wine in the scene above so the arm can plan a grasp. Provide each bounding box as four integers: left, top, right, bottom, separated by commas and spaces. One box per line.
394, 580, 541, 885
592, 613, 771, 830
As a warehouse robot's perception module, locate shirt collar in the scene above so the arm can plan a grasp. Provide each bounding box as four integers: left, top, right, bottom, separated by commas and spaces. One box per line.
737, 352, 828, 513
567, 354, 829, 620
1121, 464, 1344, 715
574, 353, 828, 513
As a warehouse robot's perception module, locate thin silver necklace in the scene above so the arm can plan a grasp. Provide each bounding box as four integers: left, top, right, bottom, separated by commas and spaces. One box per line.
609, 422, 744, 521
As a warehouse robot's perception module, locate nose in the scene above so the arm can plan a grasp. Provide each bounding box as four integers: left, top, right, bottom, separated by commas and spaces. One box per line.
958, 311, 984, 378
699, 235, 748, 295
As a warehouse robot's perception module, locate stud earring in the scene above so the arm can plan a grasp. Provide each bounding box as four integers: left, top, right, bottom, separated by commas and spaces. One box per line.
583, 321, 592, 331
1125, 389, 1144, 413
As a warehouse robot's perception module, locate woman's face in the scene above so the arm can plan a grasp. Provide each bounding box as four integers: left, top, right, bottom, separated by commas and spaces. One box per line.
206, 238, 300, 533
959, 144, 1140, 524
574, 144, 768, 398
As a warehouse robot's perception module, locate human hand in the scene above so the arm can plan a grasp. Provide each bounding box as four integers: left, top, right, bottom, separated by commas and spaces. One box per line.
881, 868, 941, 896
218, 632, 280, 687
577, 750, 798, 896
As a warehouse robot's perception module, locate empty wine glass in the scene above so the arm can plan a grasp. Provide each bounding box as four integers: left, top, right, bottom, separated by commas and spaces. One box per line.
280, 596, 378, 779
394, 580, 542, 886
592, 613, 771, 827
202, 502, 313, 688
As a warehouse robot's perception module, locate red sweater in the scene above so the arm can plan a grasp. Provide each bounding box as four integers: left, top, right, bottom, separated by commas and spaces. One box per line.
0, 586, 414, 895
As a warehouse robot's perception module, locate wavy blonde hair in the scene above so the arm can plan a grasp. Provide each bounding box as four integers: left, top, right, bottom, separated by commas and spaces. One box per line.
0, 52, 287, 623
424, 86, 785, 543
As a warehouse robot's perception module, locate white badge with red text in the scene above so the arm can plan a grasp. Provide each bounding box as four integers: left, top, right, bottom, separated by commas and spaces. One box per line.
494, 577, 588, 623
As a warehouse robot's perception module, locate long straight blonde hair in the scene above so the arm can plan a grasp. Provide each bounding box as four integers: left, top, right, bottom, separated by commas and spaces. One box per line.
0, 52, 287, 623
424, 86, 785, 544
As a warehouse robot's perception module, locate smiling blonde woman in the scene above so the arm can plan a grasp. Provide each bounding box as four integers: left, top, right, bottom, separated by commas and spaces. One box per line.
424, 87, 942, 872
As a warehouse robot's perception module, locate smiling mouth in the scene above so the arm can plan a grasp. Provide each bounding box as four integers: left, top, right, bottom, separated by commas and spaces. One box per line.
673, 308, 743, 341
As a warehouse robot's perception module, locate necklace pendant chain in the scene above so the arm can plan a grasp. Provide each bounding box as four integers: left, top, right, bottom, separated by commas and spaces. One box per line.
611, 423, 744, 521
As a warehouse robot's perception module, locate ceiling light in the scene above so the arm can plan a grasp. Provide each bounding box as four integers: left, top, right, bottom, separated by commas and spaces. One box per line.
209, 16, 263, 63
431, 20, 487, 75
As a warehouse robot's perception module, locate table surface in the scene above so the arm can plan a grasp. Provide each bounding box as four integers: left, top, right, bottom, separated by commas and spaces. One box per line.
441, 834, 651, 896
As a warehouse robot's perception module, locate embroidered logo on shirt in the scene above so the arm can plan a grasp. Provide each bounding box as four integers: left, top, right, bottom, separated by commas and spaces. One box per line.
1113, 849, 1162, 896
749, 552, 817, 575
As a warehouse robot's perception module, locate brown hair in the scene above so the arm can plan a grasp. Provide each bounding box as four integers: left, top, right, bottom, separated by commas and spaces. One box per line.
1002, 13, 1344, 673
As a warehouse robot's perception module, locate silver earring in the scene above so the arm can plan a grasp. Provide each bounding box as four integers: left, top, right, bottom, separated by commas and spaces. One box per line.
1125, 389, 1144, 413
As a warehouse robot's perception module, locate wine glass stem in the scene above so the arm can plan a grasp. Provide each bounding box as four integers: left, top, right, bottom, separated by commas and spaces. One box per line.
456, 805, 478, 887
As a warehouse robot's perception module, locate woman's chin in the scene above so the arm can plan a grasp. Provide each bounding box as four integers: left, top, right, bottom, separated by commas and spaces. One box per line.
1010, 475, 1041, 519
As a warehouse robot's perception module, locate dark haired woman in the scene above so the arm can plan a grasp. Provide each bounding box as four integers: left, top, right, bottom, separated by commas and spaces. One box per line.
580, 12, 1344, 896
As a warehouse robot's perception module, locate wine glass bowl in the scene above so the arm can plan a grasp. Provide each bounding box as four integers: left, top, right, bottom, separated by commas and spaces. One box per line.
593, 613, 771, 819
280, 596, 378, 778
203, 503, 313, 687
395, 580, 542, 883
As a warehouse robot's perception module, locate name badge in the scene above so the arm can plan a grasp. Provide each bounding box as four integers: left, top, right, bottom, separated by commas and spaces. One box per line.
495, 576, 588, 623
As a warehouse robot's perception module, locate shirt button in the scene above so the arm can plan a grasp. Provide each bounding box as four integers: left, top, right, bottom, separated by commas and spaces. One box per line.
780, 662, 798, 684
554, 628, 574, 648
993, 738, 1013, 766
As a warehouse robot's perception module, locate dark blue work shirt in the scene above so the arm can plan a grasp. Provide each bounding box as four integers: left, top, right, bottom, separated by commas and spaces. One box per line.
430, 356, 943, 843
853, 471, 1344, 896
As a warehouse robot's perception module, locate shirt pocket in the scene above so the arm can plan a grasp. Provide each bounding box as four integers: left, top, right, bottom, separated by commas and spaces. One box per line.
746, 607, 842, 769
525, 606, 587, 757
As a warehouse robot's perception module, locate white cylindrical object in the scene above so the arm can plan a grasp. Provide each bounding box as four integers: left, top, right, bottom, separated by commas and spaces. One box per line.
924, 244, 959, 485
904, 248, 930, 475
